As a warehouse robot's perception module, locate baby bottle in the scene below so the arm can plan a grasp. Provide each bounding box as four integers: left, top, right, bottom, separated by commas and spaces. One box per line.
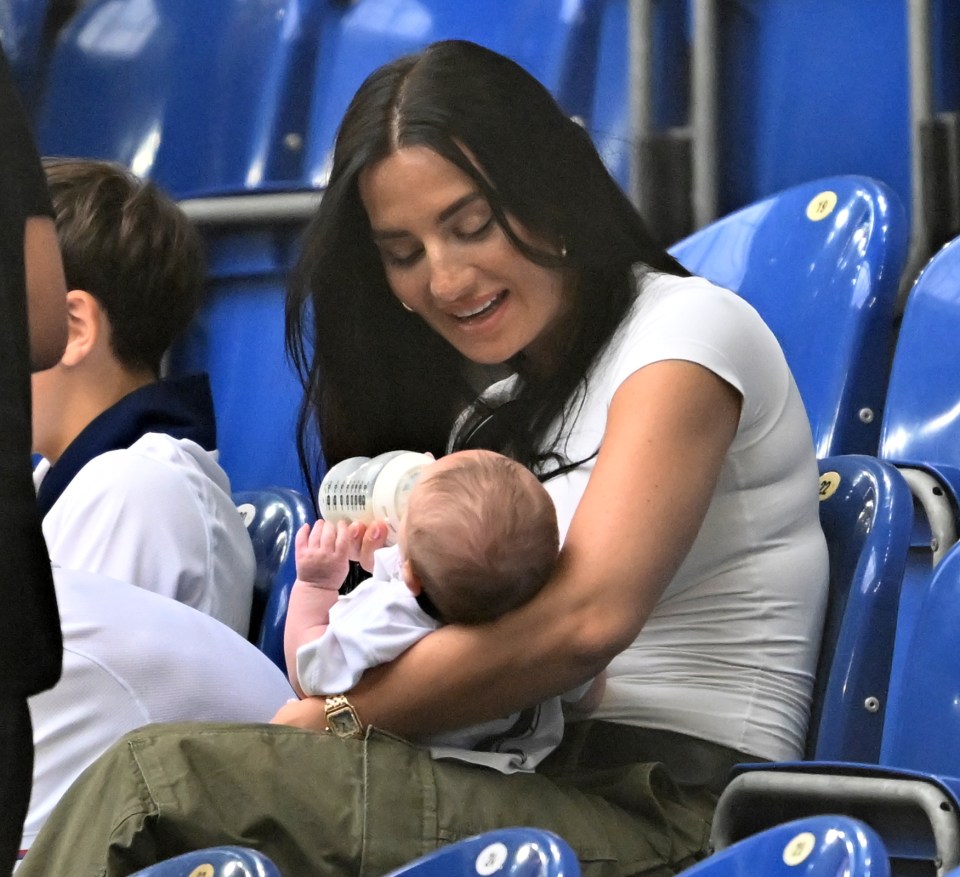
317, 450, 433, 545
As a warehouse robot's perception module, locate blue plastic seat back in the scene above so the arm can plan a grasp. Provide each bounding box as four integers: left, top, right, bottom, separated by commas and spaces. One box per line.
684, 816, 889, 877
0, 0, 57, 111
234, 486, 313, 673
128, 845, 282, 877
880, 234, 960, 469
301, 0, 604, 187
34, 0, 324, 198
167, 223, 313, 499
875, 235, 960, 766
879, 539, 960, 774
669, 176, 907, 458
587, 0, 690, 193
381, 828, 581, 877
809, 456, 912, 762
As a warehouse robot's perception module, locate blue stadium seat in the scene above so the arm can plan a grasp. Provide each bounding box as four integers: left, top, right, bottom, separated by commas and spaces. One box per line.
34, 0, 610, 198
709, 539, 960, 874
128, 845, 281, 877
879, 234, 960, 492
669, 176, 908, 458
808, 456, 912, 762
381, 828, 580, 877
587, 0, 690, 196
0, 0, 56, 111
685, 816, 888, 877
876, 233, 960, 745
712, 760, 960, 877
234, 486, 313, 674
301, 0, 606, 188
34, 0, 325, 198
877, 539, 960, 774
713, 2, 960, 235
169, 221, 313, 499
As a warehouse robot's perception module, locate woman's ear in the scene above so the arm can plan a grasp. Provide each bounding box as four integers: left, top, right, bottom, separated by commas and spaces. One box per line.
401, 559, 422, 596
59, 289, 104, 367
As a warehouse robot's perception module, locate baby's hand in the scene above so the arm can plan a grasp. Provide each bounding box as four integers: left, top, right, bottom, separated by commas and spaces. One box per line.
271, 696, 329, 730
294, 519, 352, 588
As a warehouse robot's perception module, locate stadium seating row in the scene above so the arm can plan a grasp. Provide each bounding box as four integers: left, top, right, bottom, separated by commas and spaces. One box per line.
14, 1, 960, 235
130, 814, 960, 876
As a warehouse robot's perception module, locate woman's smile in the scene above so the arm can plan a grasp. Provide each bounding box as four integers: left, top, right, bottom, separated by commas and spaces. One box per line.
451, 290, 507, 322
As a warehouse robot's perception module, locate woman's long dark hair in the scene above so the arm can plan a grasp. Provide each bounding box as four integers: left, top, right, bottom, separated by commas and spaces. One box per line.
286, 39, 689, 499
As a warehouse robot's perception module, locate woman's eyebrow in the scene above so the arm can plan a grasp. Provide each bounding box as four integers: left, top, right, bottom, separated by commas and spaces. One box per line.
371, 192, 483, 241
437, 192, 482, 223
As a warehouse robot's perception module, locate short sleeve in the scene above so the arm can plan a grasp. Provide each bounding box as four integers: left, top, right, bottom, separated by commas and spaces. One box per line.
603, 275, 793, 441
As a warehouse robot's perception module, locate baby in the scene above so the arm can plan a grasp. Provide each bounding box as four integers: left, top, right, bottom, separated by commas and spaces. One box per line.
284, 448, 602, 772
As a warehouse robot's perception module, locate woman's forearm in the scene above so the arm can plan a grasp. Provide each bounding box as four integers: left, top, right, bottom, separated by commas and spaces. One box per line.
271, 563, 610, 734
24, 216, 67, 372
346, 565, 614, 737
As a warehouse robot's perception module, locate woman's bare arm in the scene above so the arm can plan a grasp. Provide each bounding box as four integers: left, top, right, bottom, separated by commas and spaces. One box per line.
24, 215, 67, 372
273, 359, 741, 736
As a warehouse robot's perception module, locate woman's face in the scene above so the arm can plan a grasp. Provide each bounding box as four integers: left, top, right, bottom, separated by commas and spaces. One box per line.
358, 146, 570, 370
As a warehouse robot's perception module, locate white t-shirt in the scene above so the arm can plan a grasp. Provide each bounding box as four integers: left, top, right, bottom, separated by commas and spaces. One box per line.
34, 433, 255, 636
459, 272, 829, 761
297, 545, 587, 773
24, 566, 295, 853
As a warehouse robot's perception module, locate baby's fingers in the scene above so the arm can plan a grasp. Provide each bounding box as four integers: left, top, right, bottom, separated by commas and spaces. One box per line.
294, 522, 312, 554
323, 519, 352, 556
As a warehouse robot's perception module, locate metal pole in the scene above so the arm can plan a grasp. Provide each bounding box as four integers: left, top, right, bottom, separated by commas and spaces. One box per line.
628, 0, 654, 212
690, 0, 719, 228
905, 0, 934, 287
178, 191, 323, 225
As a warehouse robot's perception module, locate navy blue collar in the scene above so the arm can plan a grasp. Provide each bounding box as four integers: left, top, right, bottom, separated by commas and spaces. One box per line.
36, 373, 217, 517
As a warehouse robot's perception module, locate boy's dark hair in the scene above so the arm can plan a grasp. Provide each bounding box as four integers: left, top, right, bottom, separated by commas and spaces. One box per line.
43, 158, 204, 375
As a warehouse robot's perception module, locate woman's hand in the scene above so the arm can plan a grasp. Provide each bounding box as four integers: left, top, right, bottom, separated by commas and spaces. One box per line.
271, 696, 329, 730
344, 520, 390, 571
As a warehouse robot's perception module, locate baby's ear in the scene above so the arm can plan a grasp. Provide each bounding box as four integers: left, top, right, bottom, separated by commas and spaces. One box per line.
402, 559, 422, 595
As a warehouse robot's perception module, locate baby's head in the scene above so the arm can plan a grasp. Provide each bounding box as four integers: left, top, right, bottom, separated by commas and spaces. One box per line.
399, 450, 559, 625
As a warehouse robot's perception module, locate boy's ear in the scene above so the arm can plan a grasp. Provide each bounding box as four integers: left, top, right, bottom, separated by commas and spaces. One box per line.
59, 289, 105, 367
401, 559, 422, 596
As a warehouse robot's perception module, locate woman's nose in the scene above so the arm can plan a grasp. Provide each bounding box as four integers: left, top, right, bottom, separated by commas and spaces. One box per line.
428, 250, 473, 301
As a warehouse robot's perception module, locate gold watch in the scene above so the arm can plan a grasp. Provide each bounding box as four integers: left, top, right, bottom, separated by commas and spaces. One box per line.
325, 695, 364, 739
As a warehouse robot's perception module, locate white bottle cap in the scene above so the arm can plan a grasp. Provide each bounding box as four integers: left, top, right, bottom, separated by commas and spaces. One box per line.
371, 451, 434, 544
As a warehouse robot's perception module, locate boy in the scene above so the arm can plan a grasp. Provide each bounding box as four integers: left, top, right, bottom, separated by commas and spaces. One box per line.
32, 158, 254, 635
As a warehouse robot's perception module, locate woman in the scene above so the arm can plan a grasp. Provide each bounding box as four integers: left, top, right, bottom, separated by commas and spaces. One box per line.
19, 40, 828, 877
